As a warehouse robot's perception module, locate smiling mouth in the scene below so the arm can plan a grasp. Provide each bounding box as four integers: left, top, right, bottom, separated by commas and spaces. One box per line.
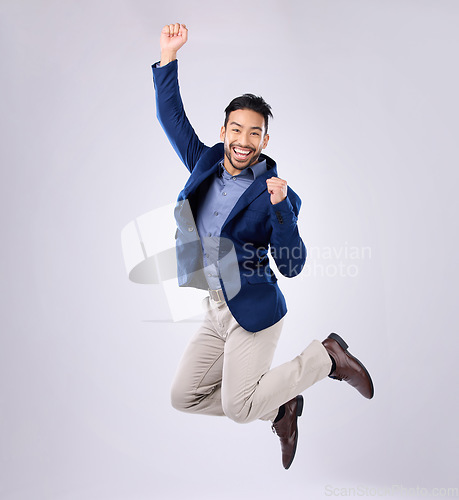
232, 147, 254, 161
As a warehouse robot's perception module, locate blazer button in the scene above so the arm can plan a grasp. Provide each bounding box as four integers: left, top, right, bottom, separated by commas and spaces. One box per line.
187, 226, 194, 232
275, 212, 283, 224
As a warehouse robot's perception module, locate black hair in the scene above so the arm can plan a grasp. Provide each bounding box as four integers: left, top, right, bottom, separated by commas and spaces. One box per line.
224, 94, 273, 133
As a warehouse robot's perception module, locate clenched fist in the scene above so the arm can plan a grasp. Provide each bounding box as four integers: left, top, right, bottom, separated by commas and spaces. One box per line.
266, 177, 288, 205
160, 23, 188, 66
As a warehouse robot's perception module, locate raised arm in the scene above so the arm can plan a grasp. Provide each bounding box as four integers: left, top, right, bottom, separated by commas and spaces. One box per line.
153, 23, 207, 172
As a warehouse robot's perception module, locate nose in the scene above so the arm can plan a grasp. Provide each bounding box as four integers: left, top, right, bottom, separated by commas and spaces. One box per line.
240, 130, 252, 146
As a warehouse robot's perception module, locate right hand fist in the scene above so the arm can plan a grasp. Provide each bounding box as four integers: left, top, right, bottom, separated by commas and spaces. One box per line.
160, 23, 188, 54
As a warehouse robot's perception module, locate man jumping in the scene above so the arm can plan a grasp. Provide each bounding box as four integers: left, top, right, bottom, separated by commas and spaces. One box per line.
151, 22, 374, 470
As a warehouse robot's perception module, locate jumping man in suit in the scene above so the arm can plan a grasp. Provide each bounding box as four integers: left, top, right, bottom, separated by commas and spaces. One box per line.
151, 23, 374, 470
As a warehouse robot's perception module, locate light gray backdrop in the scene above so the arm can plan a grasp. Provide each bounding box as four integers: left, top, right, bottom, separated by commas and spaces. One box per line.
1, 0, 458, 499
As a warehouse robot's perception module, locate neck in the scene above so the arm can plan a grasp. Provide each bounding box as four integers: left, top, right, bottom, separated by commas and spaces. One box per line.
223, 160, 244, 176
223, 157, 263, 177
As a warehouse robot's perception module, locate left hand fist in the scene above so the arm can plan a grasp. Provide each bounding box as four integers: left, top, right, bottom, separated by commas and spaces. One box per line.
266, 177, 288, 205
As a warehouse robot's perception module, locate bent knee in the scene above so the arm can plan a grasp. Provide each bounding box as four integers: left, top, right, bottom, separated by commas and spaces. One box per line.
170, 383, 194, 412
222, 401, 254, 424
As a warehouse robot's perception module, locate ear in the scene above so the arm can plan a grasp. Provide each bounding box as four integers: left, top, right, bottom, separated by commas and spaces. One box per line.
262, 133, 270, 149
220, 125, 226, 142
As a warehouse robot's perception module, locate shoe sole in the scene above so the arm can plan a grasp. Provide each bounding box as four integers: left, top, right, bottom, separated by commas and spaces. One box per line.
296, 394, 304, 417
285, 395, 304, 470
328, 333, 375, 399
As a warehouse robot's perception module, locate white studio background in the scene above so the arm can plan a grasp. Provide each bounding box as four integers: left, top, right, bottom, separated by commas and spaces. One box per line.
1, 1, 458, 499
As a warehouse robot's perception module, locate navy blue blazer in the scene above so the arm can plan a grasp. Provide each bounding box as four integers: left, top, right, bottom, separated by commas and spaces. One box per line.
152, 60, 306, 332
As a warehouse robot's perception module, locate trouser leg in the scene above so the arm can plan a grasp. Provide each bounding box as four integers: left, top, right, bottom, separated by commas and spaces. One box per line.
170, 299, 226, 416
171, 299, 332, 423
220, 307, 332, 424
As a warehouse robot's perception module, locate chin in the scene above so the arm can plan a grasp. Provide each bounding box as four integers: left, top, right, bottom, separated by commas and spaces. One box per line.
231, 156, 258, 170
228, 157, 249, 170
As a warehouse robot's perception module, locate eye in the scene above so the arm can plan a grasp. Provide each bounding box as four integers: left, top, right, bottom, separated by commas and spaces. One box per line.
232, 128, 240, 133
251, 132, 260, 136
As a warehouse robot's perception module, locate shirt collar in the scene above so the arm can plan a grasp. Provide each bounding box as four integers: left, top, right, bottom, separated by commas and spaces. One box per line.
249, 159, 268, 179
219, 159, 267, 180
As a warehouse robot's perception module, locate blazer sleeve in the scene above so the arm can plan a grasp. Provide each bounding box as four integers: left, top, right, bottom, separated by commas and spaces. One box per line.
152, 60, 208, 173
269, 189, 307, 277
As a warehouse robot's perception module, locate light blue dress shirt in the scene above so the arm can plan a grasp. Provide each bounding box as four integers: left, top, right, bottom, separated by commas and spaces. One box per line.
196, 159, 268, 289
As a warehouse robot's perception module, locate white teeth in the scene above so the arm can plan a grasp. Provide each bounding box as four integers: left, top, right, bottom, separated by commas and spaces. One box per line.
234, 148, 250, 155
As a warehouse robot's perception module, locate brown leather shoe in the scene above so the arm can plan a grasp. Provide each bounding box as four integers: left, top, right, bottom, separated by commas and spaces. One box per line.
322, 333, 374, 399
271, 395, 304, 469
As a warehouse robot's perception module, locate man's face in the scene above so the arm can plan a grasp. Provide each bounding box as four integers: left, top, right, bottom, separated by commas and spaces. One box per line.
220, 109, 270, 174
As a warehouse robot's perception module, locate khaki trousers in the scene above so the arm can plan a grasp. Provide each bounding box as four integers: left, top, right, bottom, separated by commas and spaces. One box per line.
171, 297, 332, 423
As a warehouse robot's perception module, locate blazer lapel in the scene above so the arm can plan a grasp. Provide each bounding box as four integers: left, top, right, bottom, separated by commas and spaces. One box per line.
180, 164, 219, 200
178, 144, 224, 201
222, 168, 276, 230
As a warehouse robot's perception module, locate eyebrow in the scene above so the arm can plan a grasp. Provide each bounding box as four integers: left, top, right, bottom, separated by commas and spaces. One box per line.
229, 121, 263, 132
